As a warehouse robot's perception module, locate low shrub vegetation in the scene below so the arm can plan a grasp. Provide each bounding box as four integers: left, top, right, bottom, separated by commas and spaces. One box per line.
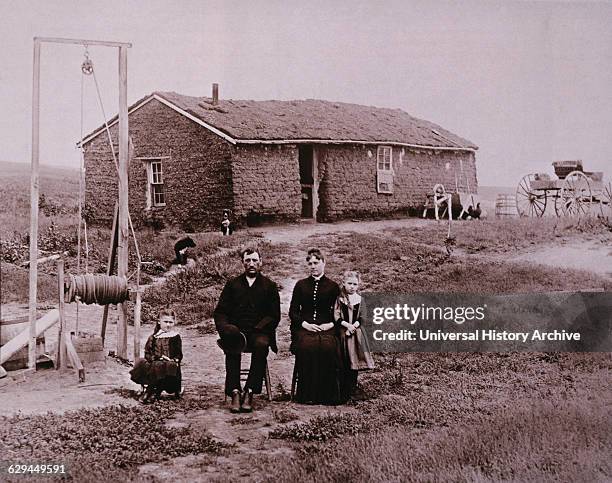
0, 403, 228, 482
269, 413, 371, 442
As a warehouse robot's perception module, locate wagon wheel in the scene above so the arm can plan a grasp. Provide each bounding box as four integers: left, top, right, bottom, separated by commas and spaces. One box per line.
516, 174, 547, 217
555, 170, 592, 217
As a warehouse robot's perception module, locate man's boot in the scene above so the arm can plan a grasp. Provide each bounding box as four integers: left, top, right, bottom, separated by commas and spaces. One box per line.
230, 389, 241, 413
241, 388, 253, 412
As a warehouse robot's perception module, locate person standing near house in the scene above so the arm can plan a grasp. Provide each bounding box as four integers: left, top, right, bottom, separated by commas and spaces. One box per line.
214, 248, 281, 413
220, 209, 234, 236
289, 248, 342, 405
334, 270, 375, 401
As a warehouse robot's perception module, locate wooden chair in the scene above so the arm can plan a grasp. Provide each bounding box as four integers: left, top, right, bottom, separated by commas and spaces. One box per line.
290, 363, 298, 401
217, 339, 272, 401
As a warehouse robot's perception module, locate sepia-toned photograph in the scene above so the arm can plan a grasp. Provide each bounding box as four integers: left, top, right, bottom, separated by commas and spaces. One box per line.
1, 1, 611, 481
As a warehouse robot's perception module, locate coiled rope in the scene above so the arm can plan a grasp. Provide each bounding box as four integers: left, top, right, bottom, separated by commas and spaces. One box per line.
65, 274, 129, 305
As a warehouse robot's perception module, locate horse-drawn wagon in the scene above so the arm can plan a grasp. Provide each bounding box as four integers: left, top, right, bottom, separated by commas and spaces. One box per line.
516, 160, 611, 217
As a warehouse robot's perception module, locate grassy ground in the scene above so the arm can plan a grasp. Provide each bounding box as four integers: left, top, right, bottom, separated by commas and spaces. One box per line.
260, 353, 610, 482
3, 226, 610, 481
140, 232, 292, 326
0, 161, 80, 237
389, 215, 612, 255
238, 230, 611, 482
303, 230, 611, 294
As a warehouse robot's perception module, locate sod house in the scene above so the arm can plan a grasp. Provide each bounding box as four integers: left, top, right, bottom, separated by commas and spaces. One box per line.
81, 90, 478, 230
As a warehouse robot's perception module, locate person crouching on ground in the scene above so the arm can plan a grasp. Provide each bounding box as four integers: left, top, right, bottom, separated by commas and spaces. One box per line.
173, 236, 196, 265
130, 309, 183, 403
214, 248, 281, 413
334, 270, 375, 402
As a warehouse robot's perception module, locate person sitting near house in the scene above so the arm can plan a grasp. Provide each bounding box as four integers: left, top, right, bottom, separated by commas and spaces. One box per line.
130, 309, 183, 403
173, 236, 196, 265
289, 248, 343, 405
220, 209, 234, 236
214, 248, 281, 413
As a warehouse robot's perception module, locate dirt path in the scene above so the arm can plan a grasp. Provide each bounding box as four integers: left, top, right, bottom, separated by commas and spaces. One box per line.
259, 217, 430, 245
509, 238, 612, 281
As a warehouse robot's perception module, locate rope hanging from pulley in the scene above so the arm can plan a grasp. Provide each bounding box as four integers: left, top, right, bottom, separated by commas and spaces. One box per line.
64, 274, 129, 305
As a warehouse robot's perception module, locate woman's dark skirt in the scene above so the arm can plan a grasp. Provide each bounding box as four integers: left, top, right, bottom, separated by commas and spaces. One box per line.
293, 328, 342, 405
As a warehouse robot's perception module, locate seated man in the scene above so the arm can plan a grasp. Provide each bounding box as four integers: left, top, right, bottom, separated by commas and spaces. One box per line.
213, 248, 281, 413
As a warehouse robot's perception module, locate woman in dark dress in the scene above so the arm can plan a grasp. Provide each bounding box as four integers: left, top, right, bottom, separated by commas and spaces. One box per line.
289, 248, 342, 405
130, 309, 183, 403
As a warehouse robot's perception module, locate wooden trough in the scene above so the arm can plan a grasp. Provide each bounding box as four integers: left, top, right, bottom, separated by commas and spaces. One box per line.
0, 310, 59, 368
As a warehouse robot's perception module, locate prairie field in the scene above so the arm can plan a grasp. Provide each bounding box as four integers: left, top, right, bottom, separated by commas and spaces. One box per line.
1, 160, 611, 482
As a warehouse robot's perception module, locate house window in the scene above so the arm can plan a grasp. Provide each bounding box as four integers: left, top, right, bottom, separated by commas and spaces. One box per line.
376, 146, 394, 194
147, 160, 166, 207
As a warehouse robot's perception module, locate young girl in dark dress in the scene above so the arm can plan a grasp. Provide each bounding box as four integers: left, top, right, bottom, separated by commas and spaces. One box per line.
130, 309, 183, 403
335, 271, 375, 401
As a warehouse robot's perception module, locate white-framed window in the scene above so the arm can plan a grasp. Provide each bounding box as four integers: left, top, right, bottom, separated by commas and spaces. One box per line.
376, 146, 394, 194
146, 159, 166, 207
377, 146, 392, 171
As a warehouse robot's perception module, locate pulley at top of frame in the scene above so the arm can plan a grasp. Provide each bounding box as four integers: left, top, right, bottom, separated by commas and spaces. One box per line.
81, 50, 94, 75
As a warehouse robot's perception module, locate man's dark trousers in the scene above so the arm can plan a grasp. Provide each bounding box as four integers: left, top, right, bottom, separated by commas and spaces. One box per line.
225, 331, 270, 396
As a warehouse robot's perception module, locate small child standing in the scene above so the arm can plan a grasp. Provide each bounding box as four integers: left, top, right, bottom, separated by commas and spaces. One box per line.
220, 210, 233, 236
334, 271, 375, 402
130, 309, 183, 403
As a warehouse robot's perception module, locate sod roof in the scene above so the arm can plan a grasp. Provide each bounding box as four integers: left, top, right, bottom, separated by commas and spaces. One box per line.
82, 91, 477, 150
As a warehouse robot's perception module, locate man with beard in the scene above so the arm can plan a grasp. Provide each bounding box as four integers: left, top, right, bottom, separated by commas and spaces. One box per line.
214, 248, 281, 412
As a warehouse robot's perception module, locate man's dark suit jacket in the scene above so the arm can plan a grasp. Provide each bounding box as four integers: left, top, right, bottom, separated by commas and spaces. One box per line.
213, 273, 281, 353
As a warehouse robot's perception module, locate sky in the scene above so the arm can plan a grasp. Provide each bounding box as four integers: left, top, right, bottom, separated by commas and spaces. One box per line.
0, 0, 611, 186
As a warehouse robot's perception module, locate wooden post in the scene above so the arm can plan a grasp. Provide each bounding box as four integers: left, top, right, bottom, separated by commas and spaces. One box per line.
133, 289, 143, 361
101, 203, 119, 343
28, 38, 41, 370
312, 147, 319, 221
117, 45, 129, 359
56, 260, 68, 371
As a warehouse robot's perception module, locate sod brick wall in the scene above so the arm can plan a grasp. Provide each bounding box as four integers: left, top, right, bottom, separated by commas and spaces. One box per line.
316, 145, 477, 221
231, 144, 301, 225
84, 98, 233, 230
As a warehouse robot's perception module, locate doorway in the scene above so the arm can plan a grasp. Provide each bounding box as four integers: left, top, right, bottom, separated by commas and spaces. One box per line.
299, 145, 315, 219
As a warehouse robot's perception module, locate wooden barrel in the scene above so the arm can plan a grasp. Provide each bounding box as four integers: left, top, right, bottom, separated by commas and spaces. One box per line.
1, 316, 46, 371
495, 194, 518, 218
